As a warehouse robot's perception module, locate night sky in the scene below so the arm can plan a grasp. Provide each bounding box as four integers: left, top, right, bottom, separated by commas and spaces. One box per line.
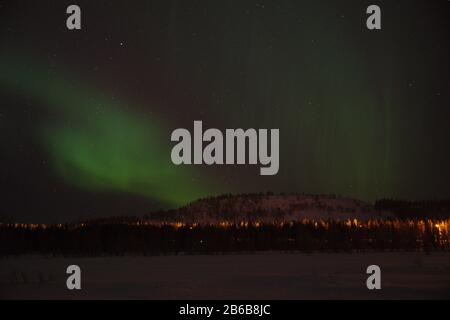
1, 0, 449, 222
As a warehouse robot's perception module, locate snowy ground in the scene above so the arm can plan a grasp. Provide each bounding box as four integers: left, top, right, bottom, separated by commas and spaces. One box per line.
1, 252, 449, 299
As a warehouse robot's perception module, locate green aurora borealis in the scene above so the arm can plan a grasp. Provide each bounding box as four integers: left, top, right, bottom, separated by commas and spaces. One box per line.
0, 57, 216, 206
1, 0, 449, 222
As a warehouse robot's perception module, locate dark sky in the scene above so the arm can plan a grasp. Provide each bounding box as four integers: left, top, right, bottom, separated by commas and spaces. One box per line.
1, 0, 449, 223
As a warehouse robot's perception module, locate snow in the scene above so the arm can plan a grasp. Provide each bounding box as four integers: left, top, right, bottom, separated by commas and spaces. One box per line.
1, 252, 449, 299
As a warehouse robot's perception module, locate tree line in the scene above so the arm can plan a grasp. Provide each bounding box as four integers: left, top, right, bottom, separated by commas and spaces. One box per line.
0, 219, 448, 256
375, 199, 450, 219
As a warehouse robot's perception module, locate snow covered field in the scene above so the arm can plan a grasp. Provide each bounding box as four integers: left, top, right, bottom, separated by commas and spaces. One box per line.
1, 252, 449, 299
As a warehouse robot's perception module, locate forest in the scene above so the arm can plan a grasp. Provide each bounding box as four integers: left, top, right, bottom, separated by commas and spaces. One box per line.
1, 218, 448, 256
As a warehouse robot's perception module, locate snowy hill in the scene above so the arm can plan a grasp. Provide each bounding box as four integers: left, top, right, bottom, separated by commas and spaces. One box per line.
142, 193, 392, 224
